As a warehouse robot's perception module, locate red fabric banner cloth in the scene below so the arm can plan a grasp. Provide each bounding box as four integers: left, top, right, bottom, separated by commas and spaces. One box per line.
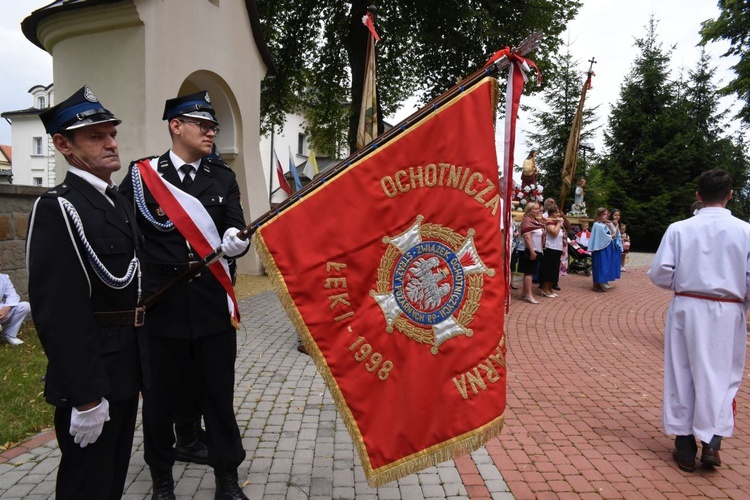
254, 78, 507, 487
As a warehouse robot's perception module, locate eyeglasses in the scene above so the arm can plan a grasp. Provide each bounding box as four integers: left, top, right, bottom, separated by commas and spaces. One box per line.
180, 119, 220, 136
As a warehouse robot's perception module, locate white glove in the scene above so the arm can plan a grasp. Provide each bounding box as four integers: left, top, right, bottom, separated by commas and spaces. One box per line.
222, 227, 249, 257
69, 397, 110, 448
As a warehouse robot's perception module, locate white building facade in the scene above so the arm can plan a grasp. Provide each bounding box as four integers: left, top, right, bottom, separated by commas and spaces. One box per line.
1, 84, 55, 187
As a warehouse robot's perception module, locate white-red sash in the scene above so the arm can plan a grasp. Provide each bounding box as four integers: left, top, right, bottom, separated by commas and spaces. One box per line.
135, 158, 240, 323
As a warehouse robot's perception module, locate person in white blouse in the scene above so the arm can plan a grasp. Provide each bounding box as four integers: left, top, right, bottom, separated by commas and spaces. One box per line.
0, 265, 30, 345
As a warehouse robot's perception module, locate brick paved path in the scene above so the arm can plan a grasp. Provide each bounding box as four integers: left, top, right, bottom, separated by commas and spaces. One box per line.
493, 265, 750, 499
3, 259, 750, 499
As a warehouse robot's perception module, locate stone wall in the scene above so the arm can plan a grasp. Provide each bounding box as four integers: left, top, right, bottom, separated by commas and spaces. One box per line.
0, 184, 46, 300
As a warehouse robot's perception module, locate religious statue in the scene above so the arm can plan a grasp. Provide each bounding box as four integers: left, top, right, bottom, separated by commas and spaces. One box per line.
520, 150, 538, 188
569, 177, 587, 216
574, 177, 586, 205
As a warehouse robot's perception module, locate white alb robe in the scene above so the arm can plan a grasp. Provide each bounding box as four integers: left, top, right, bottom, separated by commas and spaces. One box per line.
648, 207, 750, 443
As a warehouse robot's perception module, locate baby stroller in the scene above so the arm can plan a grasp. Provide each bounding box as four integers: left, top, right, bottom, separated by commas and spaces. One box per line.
568, 240, 592, 276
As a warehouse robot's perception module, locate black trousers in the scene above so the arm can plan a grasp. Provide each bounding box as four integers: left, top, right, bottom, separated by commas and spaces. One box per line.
54, 396, 139, 500
143, 331, 245, 471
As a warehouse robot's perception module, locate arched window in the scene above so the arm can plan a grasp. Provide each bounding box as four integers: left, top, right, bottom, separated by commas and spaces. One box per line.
36, 96, 46, 109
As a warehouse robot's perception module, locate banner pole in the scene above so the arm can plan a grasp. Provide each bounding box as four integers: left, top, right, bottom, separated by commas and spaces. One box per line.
144, 32, 544, 310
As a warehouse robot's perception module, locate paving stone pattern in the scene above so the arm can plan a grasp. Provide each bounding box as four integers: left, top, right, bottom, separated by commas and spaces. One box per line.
4, 253, 750, 499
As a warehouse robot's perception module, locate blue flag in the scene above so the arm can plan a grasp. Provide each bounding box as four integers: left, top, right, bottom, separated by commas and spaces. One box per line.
288, 147, 303, 191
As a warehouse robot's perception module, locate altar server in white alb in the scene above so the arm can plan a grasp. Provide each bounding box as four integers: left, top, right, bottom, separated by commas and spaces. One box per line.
648, 168, 750, 473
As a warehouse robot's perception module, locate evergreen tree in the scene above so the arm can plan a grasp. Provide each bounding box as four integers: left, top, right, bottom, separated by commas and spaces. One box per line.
700, 0, 750, 125
602, 20, 749, 249
600, 17, 688, 249
525, 45, 599, 208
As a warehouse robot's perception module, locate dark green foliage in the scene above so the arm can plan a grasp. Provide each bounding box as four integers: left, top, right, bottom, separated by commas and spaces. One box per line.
601, 18, 750, 250
258, 0, 582, 157
525, 44, 599, 209
700, 0, 750, 125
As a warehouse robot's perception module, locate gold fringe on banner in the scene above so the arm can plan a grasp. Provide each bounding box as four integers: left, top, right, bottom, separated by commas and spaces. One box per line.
253, 232, 507, 488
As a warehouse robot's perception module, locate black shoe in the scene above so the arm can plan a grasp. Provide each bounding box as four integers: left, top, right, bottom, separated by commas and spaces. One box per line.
214, 469, 248, 500
175, 421, 209, 465
700, 439, 722, 467
673, 435, 697, 472
552, 284, 561, 291
297, 339, 309, 355
673, 449, 696, 472
150, 468, 175, 500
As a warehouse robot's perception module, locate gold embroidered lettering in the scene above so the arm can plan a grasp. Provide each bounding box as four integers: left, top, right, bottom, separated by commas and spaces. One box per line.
409, 166, 424, 189
326, 262, 347, 272
488, 345, 506, 368
464, 172, 483, 196
478, 361, 500, 383
458, 167, 471, 191
395, 170, 410, 193
325, 277, 347, 289
438, 163, 451, 186
335, 311, 354, 322
466, 367, 487, 394
452, 374, 469, 399
424, 164, 437, 187
447, 165, 462, 188
475, 179, 496, 203
485, 195, 500, 216
381, 176, 398, 198
451, 340, 506, 400
328, 293, 351, 309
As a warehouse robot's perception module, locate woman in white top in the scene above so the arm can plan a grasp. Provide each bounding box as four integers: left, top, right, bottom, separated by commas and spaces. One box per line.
540, 206, 565, 298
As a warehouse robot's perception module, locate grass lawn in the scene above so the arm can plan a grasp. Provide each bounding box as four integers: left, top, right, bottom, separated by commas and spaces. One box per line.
0, 322, 53, 450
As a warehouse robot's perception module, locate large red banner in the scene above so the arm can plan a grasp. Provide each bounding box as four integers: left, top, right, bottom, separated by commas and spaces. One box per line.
255, 78, 507, 486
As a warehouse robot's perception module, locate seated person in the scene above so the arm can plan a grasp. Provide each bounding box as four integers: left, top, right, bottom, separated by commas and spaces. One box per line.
0, 265, 31, 346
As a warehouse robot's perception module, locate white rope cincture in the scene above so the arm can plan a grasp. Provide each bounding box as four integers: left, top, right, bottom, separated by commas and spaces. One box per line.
58, 197, 140, 290
132, 166, 175, 232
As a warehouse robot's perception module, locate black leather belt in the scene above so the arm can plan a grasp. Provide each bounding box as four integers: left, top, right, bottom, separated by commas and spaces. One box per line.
93, 307, 146, 327
143, 261, 199, 276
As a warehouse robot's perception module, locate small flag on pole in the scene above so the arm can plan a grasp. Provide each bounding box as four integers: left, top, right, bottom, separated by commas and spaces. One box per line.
356, 12, 379, 150
560, 63, 595, 209
288, 147, 303, 191
274, 148, 292, 196
304, 149, 319, 179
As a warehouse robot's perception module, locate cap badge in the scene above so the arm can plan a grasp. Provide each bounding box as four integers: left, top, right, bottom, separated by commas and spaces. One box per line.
204, 92, 211, 103
83, 86, 99, 103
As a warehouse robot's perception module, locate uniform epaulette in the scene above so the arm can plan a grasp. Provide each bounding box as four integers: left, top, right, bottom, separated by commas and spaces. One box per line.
41, 183, 72, 198
129, 155, 159, 168
204, 156, 231, 170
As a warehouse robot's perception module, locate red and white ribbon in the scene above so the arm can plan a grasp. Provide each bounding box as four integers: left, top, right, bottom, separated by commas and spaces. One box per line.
136, 159, 239, 323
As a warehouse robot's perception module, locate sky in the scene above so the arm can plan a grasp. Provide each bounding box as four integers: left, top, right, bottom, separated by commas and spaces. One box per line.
0, 0, 743, 156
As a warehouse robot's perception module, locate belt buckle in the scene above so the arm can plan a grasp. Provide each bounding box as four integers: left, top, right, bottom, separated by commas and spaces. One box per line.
188, 260, 201, 280
134, 306, 146, 327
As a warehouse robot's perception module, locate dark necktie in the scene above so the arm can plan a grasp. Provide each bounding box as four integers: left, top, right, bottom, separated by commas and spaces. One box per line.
180, 164, 194, 192
105, 185, 130, 224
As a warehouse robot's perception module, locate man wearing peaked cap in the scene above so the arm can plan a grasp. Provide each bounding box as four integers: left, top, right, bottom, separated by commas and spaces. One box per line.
120, 90, 249, 500
27, 85, 148, 499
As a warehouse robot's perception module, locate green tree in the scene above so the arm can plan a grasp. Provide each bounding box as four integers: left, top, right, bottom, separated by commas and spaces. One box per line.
602, 20, 749, 249
525, 44, 599, 208
700, 0, 750, 125
258, 0, 583, 156
600, 17, 689, 249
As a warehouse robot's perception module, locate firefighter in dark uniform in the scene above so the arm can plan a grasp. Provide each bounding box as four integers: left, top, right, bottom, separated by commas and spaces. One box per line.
28, 85, 148, 500
119, 90, 249, 500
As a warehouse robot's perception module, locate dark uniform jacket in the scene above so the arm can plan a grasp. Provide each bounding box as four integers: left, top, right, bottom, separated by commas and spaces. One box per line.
27, 173, 147, 408
119, 152, 247, 339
